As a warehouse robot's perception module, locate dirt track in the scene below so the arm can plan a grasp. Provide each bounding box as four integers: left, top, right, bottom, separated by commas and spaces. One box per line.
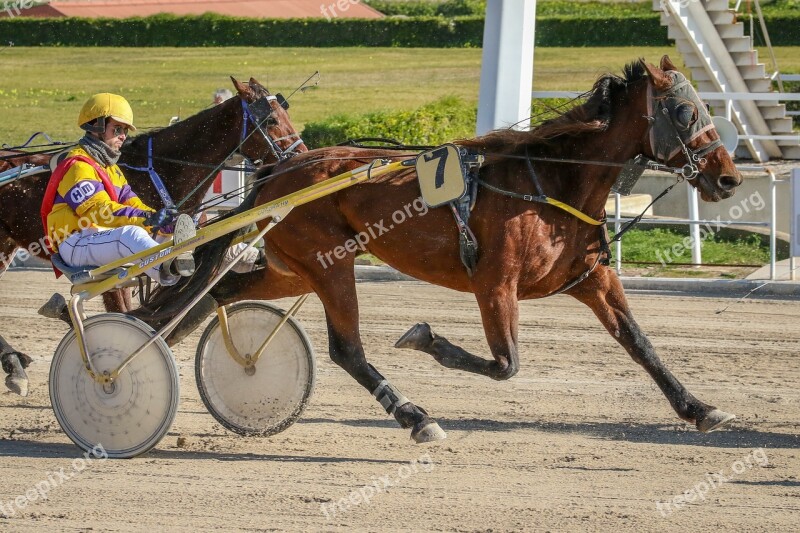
1, 270, 799, 531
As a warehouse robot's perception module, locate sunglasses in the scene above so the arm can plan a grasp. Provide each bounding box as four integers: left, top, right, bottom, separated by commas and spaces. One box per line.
111, 125, 129, 136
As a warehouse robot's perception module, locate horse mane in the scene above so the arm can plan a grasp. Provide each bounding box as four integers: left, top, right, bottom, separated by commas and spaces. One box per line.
124, 98, 238, 152
457, 60, 647, 156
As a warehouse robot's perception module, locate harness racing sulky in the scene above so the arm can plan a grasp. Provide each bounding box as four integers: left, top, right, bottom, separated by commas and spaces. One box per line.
5, 57, 743, 458
0, 76, 306, 399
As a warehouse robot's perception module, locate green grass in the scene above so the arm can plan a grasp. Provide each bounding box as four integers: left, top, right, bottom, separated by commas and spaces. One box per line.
614, 228, 781, 266
0, 45, 691, 145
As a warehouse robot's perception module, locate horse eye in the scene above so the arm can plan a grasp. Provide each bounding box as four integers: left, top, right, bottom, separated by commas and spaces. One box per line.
674, 103, 696, 129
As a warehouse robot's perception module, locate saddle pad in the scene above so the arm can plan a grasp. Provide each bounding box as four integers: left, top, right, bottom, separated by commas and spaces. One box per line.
415, 144, 467, 208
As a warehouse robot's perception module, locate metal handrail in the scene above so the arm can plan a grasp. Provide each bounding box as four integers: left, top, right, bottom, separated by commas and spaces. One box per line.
752, 0, 783, 92
608, 166, 790, 281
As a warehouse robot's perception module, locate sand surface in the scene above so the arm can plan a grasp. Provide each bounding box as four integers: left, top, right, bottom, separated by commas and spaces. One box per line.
1, 270, 798, 531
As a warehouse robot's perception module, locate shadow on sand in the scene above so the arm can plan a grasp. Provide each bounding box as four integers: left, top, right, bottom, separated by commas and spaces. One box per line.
299, 416, 800, 449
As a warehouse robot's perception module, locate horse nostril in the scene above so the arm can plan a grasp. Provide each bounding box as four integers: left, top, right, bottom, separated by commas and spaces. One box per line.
718, 174, 740, 191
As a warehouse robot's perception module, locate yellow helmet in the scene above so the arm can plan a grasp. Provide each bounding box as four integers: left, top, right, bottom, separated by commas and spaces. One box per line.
78, 93, 137, 132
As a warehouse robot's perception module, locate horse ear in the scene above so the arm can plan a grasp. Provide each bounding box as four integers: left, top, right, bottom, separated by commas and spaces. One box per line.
659, 55, 678, 72
248, 77, 266, 91
642, 60, 672, 92
231, 76, 254, 98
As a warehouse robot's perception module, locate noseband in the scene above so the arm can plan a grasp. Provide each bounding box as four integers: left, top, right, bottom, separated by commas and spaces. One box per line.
240, 95, 304, 163
645, 72, 723, 180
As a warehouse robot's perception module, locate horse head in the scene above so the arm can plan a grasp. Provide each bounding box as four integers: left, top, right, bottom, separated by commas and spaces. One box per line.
230, 76, 307, 164
641, 56, 742, 202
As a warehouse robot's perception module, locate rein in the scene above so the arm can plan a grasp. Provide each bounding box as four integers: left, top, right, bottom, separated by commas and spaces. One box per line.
2, 132, 73, 152
121, 94, 305, 210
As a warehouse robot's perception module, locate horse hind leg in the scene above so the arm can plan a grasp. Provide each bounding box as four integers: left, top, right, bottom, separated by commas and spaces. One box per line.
396, 286, 521, 381
103, 288, 133, 313
327, 324, 446, 443
568, 268, 734, 433
293, 259, 446, 443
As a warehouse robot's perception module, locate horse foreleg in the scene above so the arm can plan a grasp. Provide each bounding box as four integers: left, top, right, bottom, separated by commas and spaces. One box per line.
568, 268, 734, 432
396, 285, 520, 381
1, 334, 32, 397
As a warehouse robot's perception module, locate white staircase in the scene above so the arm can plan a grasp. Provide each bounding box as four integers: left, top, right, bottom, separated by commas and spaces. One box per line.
654, 0, 800, 161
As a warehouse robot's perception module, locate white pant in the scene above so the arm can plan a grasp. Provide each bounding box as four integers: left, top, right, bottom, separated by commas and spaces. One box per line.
222, 242, 261, 274
58, 227, 179, 286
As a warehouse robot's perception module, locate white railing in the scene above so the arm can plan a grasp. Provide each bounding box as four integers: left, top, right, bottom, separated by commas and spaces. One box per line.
608, 167, 789, 281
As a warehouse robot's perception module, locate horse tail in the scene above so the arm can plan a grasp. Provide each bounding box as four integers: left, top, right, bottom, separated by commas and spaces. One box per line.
131, 164, 274, 325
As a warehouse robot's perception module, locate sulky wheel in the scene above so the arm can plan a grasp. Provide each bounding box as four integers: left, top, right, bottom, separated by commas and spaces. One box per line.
49, 313, 179, 459
195, 301, 315, 437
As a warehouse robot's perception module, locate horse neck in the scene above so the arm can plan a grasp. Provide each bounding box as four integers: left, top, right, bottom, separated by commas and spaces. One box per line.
537, 94, 650, 219
125, 97, 245, 206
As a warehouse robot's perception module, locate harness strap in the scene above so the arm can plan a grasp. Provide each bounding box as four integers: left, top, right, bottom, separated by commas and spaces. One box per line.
476, 178, 604, 226
449, 203, 479, 277
524, 146, 545, 197
610, 181, 679, 244
119, 137, 175, 208
40, 155, 120, 276
546, 249, 605, 297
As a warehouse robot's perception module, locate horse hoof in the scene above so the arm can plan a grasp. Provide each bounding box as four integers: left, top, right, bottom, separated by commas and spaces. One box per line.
411, 421, 446, 443
697, 409, 736, 433
38, 293, 67, 319
395, 322, 433, 351
5, 355, 29, 397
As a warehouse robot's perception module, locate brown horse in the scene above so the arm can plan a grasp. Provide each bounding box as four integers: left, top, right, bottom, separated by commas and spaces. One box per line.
147, 57, 743, 442
0, 76, 306, 394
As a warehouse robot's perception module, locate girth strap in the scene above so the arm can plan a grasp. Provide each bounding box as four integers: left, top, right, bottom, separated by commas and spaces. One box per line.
476, 178, 604, 226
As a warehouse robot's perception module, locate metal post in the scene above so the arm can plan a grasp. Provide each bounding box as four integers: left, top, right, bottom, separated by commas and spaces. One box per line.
687, 183, 702, 265
791, 168, 800, 280
614, 192, 622, 275
770, 169, 777, 280
476, 0, 536, 135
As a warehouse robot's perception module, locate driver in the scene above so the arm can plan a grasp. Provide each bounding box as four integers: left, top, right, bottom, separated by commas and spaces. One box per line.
42, 93, 194, 285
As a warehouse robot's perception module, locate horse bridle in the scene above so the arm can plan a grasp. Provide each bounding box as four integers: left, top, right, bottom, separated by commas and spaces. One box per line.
240, 93, 305, 163
121, 93, 305, 209
645, 71, 723, 181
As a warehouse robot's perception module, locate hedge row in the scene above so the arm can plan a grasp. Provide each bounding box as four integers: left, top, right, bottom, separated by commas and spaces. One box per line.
301, 95, 571, 148
364, 0, 486, 17
302, 96, 477, 147
1, 13, 797, 47
366, 0, 800, 18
